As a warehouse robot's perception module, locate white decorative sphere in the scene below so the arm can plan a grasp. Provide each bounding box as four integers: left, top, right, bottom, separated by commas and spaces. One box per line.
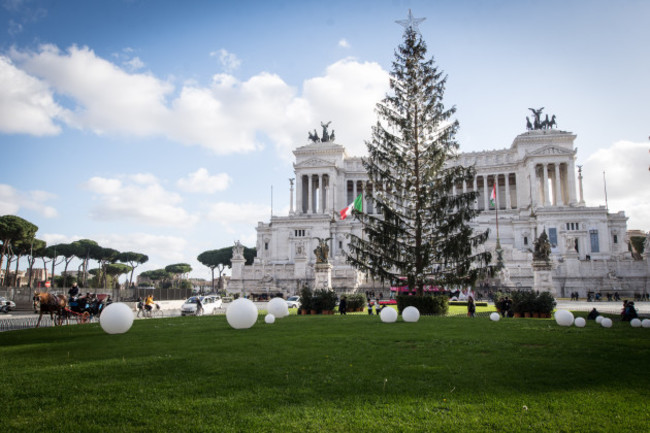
630, 318, 642, 328
554, 309, 574, 327
267, 297, 289, 318
264, 314, 275, 324
601, 317, 613, 328
380, 307, 398, 323
595, 315, 604, 324
226, 298, 258, 329
100, 302, 134, 334
642, 319, 650, 328
490, 312, 500, 322
574, 317, 586, 328
402, 306, 420, 322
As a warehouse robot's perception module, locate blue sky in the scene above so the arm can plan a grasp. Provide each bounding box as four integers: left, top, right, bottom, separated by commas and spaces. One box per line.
1, 0, 649, 281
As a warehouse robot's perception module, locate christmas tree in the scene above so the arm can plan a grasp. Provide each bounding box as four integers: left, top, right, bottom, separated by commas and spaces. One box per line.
347, 15, 492, 296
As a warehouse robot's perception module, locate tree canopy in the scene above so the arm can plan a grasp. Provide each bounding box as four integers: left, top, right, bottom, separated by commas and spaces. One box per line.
197, 247, 233, 291
0, 215, 38, 286
165, 263, 192, 276
118, 251, 149, 292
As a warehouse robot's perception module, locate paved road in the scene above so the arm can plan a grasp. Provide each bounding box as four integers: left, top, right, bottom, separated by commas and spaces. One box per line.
2, 300, 648, 332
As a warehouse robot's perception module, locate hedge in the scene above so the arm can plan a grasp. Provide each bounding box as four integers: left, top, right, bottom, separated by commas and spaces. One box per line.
397, 295, 449, 315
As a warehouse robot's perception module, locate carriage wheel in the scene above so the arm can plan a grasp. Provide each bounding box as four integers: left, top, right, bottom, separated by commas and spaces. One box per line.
81, 312, 90, 324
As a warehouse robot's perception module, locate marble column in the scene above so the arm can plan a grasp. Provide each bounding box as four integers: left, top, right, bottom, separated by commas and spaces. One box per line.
473, 176, 478, 210
529, 164, 538, 208
326, 174, 333, 213
308, 174, 313, 214
568, 161, 578, 204
318, 174, 323, 213
542, 164, 550, 206
554, 163, 562, 206
296, 175, 303, 214
505, 173, 511, 209
483, 175, 489, 210
290, 179, 294, 215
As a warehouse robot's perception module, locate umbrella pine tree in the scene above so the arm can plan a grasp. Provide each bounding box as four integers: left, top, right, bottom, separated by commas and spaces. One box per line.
347, 25, 493, 295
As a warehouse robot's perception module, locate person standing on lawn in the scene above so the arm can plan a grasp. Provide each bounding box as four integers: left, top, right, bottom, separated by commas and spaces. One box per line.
339, 296, 347, 315
467, 296, 476, 318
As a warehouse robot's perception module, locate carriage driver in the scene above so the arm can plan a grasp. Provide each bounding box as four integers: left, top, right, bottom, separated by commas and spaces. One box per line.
68, 282, 80, 300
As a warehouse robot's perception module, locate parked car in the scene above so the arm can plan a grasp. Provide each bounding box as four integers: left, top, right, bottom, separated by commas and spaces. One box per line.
286, 295, 301, 309
0, 297, 16, 313
181, 295, 223, 316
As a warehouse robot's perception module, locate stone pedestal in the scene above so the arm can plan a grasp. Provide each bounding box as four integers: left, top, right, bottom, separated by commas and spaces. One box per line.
314, 263, 332, 290
231, 257, 245, 280
532, 261, 555, 294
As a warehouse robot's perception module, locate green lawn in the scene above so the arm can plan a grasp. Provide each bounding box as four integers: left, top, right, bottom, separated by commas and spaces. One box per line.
1, 313, 648, 432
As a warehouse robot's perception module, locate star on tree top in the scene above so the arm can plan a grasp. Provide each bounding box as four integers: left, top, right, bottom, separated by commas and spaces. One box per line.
395, 9, 426, 33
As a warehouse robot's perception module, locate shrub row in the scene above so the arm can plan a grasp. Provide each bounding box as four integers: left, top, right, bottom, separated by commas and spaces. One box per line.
299, 287, 337, 312
397, 295, 449, 316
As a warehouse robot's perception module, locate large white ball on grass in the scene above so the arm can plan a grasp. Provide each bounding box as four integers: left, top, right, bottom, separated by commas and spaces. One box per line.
380, 307, 398, 323
264, 314, 275, 324
402, 306, 420, 322
595, 315, 604, 324
642, 319, 650, 328
554, 309, 574, 327
574, 317, 586, 328
226, 298, 258, 329
267, 297, 289, 318
630, 318, 641, 328
100, 302, 134, 334
490, 312, 500, 322
601, 317, 613, 328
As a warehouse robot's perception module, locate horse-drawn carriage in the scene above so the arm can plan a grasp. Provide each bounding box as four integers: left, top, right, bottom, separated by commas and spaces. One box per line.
65, 295, 106, 324
33, 292, 109, 327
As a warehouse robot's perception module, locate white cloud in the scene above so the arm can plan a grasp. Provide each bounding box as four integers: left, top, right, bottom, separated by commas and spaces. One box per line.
177, 168, 231, 193
7, 45, 389, 157
83, 174, 198, 227
338, 39, 350, 48
8, 19, 22, 36
41, 233, 80, 246
299, 58, 389, 156
96, 232, 188, 263
11, 44, 173, 136
211, 48, 241, 73
0, 183, 58, 217
0, 55, 66, 135
124, 56, 144, 71
205, 201, 270, 225
582, 140, 650, 232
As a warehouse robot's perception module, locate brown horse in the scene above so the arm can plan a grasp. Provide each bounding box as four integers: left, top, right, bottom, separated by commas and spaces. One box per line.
33, 292, 66, 328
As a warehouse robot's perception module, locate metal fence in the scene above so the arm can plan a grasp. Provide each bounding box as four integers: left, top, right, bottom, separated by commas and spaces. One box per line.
0, 315, 58, 332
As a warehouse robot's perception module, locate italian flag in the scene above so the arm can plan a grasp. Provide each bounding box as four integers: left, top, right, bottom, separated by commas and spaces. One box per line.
340, 193, 363, 220
489, 183, 496, 207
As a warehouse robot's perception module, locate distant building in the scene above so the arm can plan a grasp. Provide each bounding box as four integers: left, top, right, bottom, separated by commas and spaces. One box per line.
228, 126, 649, 297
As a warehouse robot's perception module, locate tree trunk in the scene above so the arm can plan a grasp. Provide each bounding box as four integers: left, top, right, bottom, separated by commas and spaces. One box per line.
27, 257, 35, 288
14, 254, 21, 287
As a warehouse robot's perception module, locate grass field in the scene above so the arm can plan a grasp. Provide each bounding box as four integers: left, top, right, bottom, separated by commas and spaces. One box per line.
1, 312, 649, 432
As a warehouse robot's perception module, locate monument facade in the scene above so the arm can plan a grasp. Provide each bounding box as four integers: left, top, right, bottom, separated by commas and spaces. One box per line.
228, 117, 649, 297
